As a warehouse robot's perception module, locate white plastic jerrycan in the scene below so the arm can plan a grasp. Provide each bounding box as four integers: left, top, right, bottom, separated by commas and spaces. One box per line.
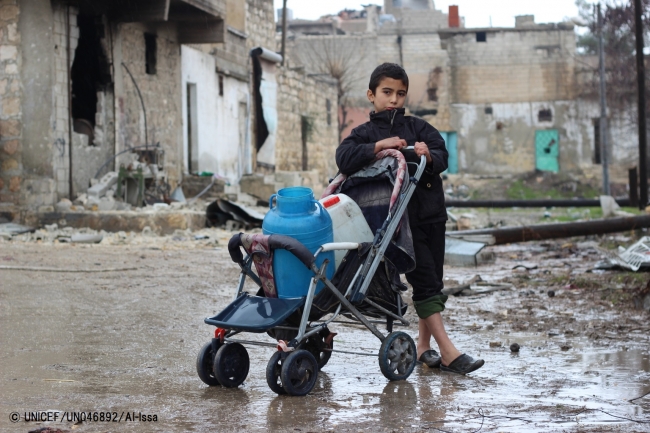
319, 194, 374, 268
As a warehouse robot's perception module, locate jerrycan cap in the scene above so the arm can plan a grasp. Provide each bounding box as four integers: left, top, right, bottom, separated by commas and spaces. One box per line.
321, 195, 340, 208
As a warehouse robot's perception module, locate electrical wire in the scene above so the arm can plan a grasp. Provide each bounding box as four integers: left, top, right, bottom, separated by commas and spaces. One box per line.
120, 62, 148, 148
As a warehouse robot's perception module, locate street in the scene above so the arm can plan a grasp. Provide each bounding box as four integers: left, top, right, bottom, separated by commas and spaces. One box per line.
1, 231, 649, 432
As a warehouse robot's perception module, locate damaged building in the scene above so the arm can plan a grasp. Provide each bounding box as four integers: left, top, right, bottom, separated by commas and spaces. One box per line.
0, 0, 340, 215
283, 0, 640, 182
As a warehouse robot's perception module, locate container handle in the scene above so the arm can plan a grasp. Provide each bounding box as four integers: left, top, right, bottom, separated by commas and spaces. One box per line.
313, 199, 325, 213
269, 194, 277, 210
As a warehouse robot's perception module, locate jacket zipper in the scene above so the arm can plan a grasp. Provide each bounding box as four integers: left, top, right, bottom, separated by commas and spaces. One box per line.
388, 109, 397, 136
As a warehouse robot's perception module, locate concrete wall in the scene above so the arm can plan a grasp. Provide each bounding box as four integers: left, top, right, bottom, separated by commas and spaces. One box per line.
276, 69, 339, 185
450, 100, 639, 178
181, 45, 250, 183
0, 0, 24, 206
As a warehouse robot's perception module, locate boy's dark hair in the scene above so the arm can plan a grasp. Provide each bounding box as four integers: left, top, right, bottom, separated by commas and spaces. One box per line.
368, 63, 409, 94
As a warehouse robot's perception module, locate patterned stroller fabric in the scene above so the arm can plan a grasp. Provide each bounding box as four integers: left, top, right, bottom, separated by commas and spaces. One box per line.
321, 149, 416, 274
239, 233, 277, 298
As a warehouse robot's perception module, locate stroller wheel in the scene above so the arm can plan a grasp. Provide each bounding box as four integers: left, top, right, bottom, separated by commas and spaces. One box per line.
378, 332, 416, 381
266, 351, 287, 395
213, 342, 250, 388
196, 341, 221, 386
280, 349, 318, 396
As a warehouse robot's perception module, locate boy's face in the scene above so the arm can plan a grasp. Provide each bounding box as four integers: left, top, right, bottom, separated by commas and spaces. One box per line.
367, 77, 407, 113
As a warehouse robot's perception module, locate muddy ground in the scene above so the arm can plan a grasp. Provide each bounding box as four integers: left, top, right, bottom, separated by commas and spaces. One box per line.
1, 229, 650, 433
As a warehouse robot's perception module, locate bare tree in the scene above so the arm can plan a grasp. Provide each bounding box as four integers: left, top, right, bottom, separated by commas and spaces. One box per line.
576, 0, 650, 124
291, 36, 369, 137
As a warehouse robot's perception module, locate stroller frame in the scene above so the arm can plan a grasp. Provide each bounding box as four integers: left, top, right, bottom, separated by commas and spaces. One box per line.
197, 151, 427, 396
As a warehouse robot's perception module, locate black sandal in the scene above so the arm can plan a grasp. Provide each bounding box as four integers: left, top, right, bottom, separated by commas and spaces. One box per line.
440, 354, 484, 375
417, 349, 442, 368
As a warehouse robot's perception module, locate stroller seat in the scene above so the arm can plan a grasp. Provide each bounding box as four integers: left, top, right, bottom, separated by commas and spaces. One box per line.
204, 293, 305, 332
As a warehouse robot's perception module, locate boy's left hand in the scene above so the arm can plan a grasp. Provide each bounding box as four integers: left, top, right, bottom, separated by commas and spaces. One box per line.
414, 142, 432, 164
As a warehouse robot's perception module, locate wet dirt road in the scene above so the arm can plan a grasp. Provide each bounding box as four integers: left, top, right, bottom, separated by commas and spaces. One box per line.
1, 236, 649, 432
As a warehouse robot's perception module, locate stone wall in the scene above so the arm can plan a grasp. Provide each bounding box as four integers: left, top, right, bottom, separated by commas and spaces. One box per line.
276, 68, 339, 186
115, 22, 183, 186
444, 27, 576, 104
245, 0, 275, 52
0, 0, 22, 206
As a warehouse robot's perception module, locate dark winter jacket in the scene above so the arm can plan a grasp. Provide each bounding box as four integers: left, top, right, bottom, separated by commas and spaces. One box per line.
335, 108, 448, 225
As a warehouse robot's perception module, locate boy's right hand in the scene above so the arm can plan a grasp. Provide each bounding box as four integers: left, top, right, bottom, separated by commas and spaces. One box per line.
375, 137, 407, 153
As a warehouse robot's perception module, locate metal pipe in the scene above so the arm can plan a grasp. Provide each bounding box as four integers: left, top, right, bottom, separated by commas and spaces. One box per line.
66, 5, 73, 199
451, 215, 650, 245
280, 0, 287, 66
634, 0, 648, 208
445, 198, 631, 208
597, 4, 610, 195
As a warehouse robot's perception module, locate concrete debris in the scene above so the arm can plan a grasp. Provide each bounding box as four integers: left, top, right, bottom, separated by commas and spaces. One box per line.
70, 233, 104, 244
0, 223, 242, 248
444, 236, 495, 267
88, 171, 118, 198
0, 223, 35, 235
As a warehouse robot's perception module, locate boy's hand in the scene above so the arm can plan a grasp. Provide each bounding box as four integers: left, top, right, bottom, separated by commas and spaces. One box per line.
414, 141, 432, 164
375, 137, 407, 153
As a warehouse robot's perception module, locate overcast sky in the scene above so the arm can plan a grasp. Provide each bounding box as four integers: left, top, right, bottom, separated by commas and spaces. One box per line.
273, 0, 582, 28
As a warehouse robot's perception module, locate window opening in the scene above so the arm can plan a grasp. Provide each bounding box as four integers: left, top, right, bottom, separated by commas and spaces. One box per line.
476, 32, 486, 42
145, 33, 157, 75
218, 74, 224, 96
538, 109, 552, 122
593, 118, 601, 164
484, 106, 493, 115
187, 83, 199, 173
70, 13, 111, 144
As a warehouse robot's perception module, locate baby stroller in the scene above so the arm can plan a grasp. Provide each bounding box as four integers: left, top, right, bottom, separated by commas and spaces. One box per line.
196, 149, 427, 396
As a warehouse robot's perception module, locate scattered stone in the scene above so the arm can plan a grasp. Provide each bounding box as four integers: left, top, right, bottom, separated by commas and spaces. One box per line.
489, 341, 502, 348
510, 343, 520, 352
547, 290, 555, 297
55, 199, 72, 212
560, 344, 572, 351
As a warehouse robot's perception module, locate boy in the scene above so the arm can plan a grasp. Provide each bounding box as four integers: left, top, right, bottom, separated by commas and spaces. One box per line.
335, 63, 484, 375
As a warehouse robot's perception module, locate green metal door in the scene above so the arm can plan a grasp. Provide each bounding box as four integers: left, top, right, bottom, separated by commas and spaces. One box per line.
440, 131, 458, 174
535, 129, 559, 173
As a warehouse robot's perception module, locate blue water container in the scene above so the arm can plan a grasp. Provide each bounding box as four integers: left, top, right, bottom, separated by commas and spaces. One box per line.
263, 187, 335, 298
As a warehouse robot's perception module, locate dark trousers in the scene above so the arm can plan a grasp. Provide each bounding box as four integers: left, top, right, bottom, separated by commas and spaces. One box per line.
405, 222, 446, 302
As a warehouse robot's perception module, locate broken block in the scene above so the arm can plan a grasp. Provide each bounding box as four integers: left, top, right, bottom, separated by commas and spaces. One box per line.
88, 171, 118, 198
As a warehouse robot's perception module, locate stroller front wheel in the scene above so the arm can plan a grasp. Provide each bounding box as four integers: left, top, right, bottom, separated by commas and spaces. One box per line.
266, 351, 288, 395
378, 332, 416, 381
280, 349, 318, 396
213, 342, 250, 388
196, 341, 221, 386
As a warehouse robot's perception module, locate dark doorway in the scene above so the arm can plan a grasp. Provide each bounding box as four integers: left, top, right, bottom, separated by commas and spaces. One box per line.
70, 14, 111, 139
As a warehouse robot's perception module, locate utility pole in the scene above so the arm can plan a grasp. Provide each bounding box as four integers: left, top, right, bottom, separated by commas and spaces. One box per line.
280, 0, 287, 66
634, 0, 648, 208
597, 4, 610, 196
